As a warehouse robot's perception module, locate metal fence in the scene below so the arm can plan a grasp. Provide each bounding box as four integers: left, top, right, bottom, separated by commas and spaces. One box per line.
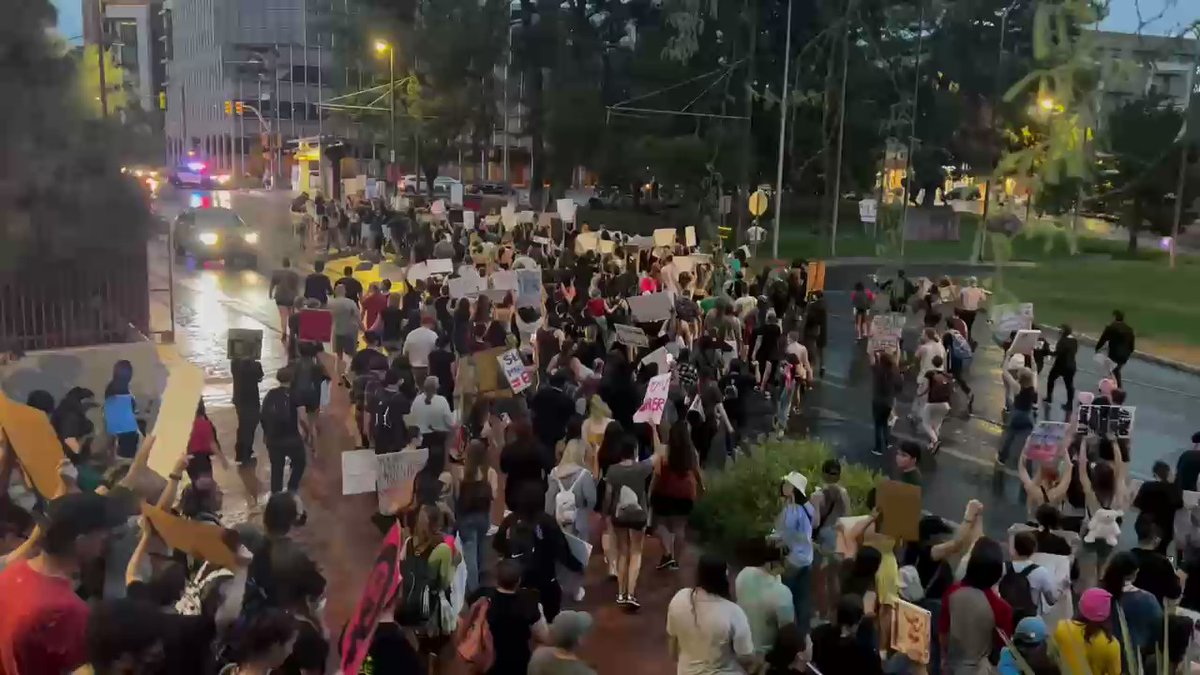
0, 251, 150, 352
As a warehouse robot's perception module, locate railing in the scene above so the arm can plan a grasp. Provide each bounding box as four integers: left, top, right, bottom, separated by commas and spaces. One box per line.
0, 250, 149, 352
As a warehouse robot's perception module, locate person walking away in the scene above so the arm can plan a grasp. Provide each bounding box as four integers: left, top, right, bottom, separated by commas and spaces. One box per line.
996, 368, 1037, 465
775, 472, 816, 643
379, 292, 405, 355
879, 269, 916, 313
398, 505, 456, 671
869, 349, 903, 456
997, 617, 1057, 675
231, 354, 264, 504
361, 282, 387, 334
851, 281, 875, 340
810, 459, 850, 620
734, 538, 796, 661
1095, 310, 1135, 387
651, 423, 702, 571
1001, 532, 1064, 622
456, 440, 497, 595
185, 401, 230, 481
222, 609, 299, 675
912, 328, 947, 427
494, 482, 584, 622
801, 291, 828, 378
666, 554, 757, 675
349, 331, 390, 449
303, 259, 334, 305
403, 315, 440, 385
328, 284, 360, 380
938, 538, 1014, 674
474, 558, 550, 675
269, 258, 302, 340
1045, 324, 1078, 411
1132, 462, 1183, 555
919, 355, 953, 454
1100, 550, 1163, 672
291, 342, 329, 452
261, 367, 309, 493
1175, 431, 1200, 492
1051, 588, 1122, 675
409, 376, 455, 451
545, 438, 596, 543
528, 611, 597, 675
1130, 514, 1183, 606
604, 434, 654, 610
942, 326, 975, 413
750, 310, 784, 391
104, 359, 141, 460
956, 277, 990, 339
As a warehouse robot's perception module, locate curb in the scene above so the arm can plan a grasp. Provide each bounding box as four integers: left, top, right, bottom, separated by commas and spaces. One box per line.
1034, 323, 1200, 377
819, 257, 1039, 268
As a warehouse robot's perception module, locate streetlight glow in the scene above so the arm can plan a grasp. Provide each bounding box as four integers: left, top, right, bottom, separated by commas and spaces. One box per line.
374, 40, 390, 54
1038, 96, 1055, 111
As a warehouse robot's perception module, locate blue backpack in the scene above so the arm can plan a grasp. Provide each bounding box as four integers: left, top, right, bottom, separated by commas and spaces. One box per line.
949, 332, 973, 366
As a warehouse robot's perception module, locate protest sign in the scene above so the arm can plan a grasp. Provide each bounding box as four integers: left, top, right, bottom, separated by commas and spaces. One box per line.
632, 373, 671, 425
227, 328, 263, 360
431, 199, 446, 216
1025, 421, 1070, 464
868, 312, 905, 353
490, 270, 518, 291
342, 449, 379, 496
428, 258, 454, 276
148, 359, 205, 477
376, 448, 429, 514
876, 479, 921, 541
518, 210, 535, 224
517, 269, 543, 308
450, 183, 464, 207
1077, 404, 1135, 439
0, 396, 65, 498
685, 226, 697, 247
537, 212, 554, 232
142, 503, 238, 569
448, 275, 485, 299
500, 206, 516, 230
556, 198, 577, 223
497, 349, 533, 394
462, 209, 475, 229
298, 308, 333, 342
629, 235, 656, 249
614, 324, 649, 348
673, 256, 696, 274
1030, 552, 1073, 625
627, 292, 672, 322
691, 253, 713, 264
531, 235, 553, 247
653, 228, 676, 248
993, 303, 1034, 336
340, 523, 404, 675
640, 346, 673, 375
471, 346, 508, 394
1010, 329, 1041, 355
892, 600, 931, 664
806, 261, 826, 295
859, 198, 879, 224
599, 239, 616, 255
480, 288, 510, 304
575, 232, 599, 253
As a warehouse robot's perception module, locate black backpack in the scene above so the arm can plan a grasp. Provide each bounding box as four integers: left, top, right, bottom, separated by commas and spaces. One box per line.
505, 517, 543, 579
397, 539, 438, 627
260, 389, 294, 439
997, 562, 1039, 623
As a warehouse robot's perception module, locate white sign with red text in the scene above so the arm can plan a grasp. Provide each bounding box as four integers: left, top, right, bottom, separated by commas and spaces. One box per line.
632, 373, 672, 425
497, 349, 533, 394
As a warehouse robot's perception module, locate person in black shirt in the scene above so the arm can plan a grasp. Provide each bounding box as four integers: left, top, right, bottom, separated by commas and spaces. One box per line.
1045, 324, 1079, 410
231, 356, 265, 504
493, 483, 583, 623
1133, 461, 1184, 553
224, 609, 298, 675
1095, 309, 1136, 387
1130, 513, 1183, 605
339, 590, 427, 675
428, 335, 456, 401
810, 595, 883, 675
350, 332, 391, 449
1032, 505, 1074, 556
1175, 432, 1200, 492
529, 371, 577, 451
467, 558, 548, 675
260, 368, 308, 493
303, 260, 334, 305
334, 266, 364, 305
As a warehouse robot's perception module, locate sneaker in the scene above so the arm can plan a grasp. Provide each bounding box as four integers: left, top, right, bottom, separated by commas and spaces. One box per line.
626, 595, 641, 610
669, 558, 681, 570
616, 593, 628, 605
871, 446, 884, 456
656, 555, 676, 571
486, 524, 499, 537
574, 587, 586, 602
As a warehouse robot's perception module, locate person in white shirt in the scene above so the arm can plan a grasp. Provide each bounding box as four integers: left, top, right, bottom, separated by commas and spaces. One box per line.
402, 315, 440, 383
957, 277, 991, 337
911, 328, 946, 424
783, 332, 814, 384
668, 554, 757, 675
408, 376, 456, 438
1009, 531, 1065, 615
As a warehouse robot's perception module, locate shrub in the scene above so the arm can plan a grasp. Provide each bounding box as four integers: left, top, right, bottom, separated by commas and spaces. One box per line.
690, 438, 880, 556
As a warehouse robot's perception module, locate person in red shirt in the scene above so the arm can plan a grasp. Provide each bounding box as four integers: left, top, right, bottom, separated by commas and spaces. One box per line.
0, 492, 136, 675
360, 281, 388, 333
186, 401, 229, 482
938, 537, 1014, 670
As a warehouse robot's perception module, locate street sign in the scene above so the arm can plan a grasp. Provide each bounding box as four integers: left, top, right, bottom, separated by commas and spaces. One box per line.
748, 189, 769, 217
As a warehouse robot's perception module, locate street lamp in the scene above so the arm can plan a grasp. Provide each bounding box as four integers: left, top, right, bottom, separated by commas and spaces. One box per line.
375, 40, 396, 167
1038, 96, 1056, 112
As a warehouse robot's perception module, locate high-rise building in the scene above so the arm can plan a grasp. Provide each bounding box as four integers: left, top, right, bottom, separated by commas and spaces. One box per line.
82, 0, 168, 115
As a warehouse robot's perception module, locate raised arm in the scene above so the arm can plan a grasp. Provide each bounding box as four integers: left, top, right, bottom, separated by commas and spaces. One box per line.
931, 500, 983, 562
1077, 441, 1098, 512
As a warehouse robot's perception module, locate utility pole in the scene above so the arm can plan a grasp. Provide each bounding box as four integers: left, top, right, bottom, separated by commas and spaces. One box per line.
1170, 33, 1200, 270
975, 0, 1020, 263
771, 0, 794, 260
899, 1, 926, 258
829, 0, 855, 257
95, 0, 109, 118
503, 24, 513, 185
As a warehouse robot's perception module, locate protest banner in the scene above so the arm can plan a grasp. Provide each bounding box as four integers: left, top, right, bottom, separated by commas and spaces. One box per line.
297, 308, 333, 342
1077, 404, 1135, 439
632, 373, 671, 425
148, 358, 205, 477
342, 449, 379, 496
892, 599, 932, 664
1025, 421, 1070, 464
627, 292, 672, 322
599, 239, 616, 255
868, 312, 905, 353
497, 349, 533, 394
629, 235, 656, 249
575, 232, 599, 253
614, 324, 649, 348
876, 479, 921, 541
0, 396, 65, 498
685, 226, 697, 248
556, 198, 577, 223
517, 269, 543, 308
142, 503, 238, 569
1010, 328, 1041, 355
640, 346, 673, 375
376, 448, 429, 514
653, 228, 676, 248
340, 523, 404, 675
490, 270, 518, 291
673, 256, 696, 274
227, 328, 263, 360
427, 258, 454, 275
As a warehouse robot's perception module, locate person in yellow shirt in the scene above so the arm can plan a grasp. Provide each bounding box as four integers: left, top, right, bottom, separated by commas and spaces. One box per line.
1052, 588, 1122, 675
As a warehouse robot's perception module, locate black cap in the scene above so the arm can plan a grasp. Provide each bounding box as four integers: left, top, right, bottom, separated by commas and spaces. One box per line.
43, 492, 139, 551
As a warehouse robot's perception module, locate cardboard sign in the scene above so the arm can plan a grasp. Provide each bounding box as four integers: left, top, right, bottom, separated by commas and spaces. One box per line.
599, 239, 616, 255
340, 523, 404, 675
1025, 421, 1070, 464
876, 479, 921, 541
516, 270, 542, 308
490, 270, 519, 292
376, 448, 429, 514
500, 206, 517, 231
629, 235, 656, 250
148, 360, 205, 477
1030, 552, 1073, 626
859, 198, 879, 224
227, 328, 263, 360
806, 261, 826, 295
497, 349, 533, 394
575, 232, 599, 253
632, 373, 671, 425
993, 303, 1034, 337
0, 395, 66, 498
142, 503, 238, 569
1010, 329, 1041, 355
640, 346, 673, 375
1078, 404, 1135, 438
627, 292, 672, 322
537, 212, 554, 232
462, 209, 476, 229
448, 275, 486, 299
868, 312, 905, 353
556, 198, 577, 223
342, 449, 379, 496
673, 256, 697, 274
298, 308, 333, 343
835, 515, 872, 558
892, 599, 932, 664
518, 210, 535, 224
685, 226, 697, 247
614, 324, 649, 348
653, 228, 676, 248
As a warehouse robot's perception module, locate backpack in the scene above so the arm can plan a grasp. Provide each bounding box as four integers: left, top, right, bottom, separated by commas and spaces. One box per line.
454, 597, 495, 673
553, 472, 583, 527
260, 388, 294, 439
397, 539, 439, 628
997, 562, 1039, 623
927, 372, 953, 404
505, 517, 544, 575
949, 331, 973, 366
616, 484, 646, 522
852, 290, 873, 311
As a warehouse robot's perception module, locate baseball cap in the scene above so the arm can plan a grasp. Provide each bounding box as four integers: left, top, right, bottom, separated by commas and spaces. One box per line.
549, 611, 594, 649
43, 491, 138, 547
1012, 616, 1048, 646
1079, 588, 1113, 623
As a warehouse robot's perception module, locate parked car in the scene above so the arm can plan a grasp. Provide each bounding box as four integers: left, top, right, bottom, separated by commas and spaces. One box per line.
432, 176, 462, 194
401, 174, 419, 194
172, 207, 259, 267
474, 181, 510, 195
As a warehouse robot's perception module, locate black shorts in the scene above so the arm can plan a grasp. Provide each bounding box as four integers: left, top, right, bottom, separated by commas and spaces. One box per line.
611, 513, 648, 530
854, 307, 869, 317
651, 494, 694, 518
276, 297, 295, 308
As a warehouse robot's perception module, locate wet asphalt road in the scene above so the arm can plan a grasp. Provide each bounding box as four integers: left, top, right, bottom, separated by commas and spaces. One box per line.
149, 187, 1200, 536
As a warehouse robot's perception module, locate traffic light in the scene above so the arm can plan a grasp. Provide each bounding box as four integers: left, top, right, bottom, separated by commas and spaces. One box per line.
223, 100, 232, 115
235, 101, 245, 115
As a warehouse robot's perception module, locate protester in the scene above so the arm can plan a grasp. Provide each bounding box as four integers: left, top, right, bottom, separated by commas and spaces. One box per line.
1051, 587, 1122, 675
733, 537, 794, 659
996, 367, 1037, 465
186, 400, 230, 481
104, 359, 142, 460
335, 265, 364, 305
603, 433, 653, 609
651, 422, 702, 571
477, 558, 549, 675
869, 348, 903, 456
809, 594, 882, 675
1095, 309, 1136, 386
775, 472, 815, 642
528, 611, 597, 675
666, 553, 756, 674
546, 436, 597, 543
1132, 461, 1183, 555
494, 481, 583, 622
260, 367, 309, 494
938, 537, 1014, 673
269, 257, 302, 338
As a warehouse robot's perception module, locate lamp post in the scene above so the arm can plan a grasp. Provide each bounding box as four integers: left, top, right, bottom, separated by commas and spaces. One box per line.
375, 40, 396, 168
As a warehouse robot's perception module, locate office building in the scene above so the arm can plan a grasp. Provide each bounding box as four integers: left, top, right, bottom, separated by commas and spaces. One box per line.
83, 0, 167, 115
1093, 30, 1199, 120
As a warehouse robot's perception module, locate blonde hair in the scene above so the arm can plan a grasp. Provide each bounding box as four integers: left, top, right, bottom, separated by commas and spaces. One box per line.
588, 395, 611, 418
1017, 367, 1036, 388
559, 439, 587, 468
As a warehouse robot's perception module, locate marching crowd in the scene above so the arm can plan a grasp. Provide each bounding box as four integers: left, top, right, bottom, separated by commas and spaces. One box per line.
2, 193, 1200, 675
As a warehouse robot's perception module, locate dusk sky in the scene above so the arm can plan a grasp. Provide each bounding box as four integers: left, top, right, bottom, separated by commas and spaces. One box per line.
50, 0, 1197, 44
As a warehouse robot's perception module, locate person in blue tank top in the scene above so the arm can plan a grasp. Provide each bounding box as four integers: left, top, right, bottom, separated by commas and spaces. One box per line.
103, 360, 141, 459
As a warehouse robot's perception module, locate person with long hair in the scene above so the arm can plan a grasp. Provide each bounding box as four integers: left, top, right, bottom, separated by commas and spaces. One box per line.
500, 420, 553, 513
938, 537, 1014, 674
455, 439, 497, 594
1017, 432, 1074, 521
775, 473, 816, 643
185, 401, 229, 482
594, 420, 626, 579
604, 433, 653, 610
223, 609, 298, 675
402, 504, 455, 671
104, 359, 141, 460
1052, 588, 1121, 675
996, 367, 1038, 465
545, 434, 596, 542
651, 421, 702, 571
810, 594, 883, 675
666, 554, 756, 674
869, 348, 903, 457
1079, 439, 1131, 586
1100, 551, 1163, 671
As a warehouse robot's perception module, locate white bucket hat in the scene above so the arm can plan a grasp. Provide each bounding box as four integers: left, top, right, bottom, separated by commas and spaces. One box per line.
782, 471, 808, 497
